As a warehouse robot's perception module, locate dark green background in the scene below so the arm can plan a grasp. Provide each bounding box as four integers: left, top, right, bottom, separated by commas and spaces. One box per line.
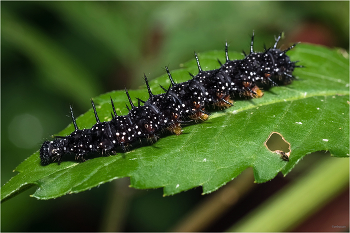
2, 1, 348, 231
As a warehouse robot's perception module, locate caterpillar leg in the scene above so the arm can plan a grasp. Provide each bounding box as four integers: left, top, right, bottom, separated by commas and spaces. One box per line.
167, 123, 183, 135
214, 93, 234, 109
242, 82, 264, 98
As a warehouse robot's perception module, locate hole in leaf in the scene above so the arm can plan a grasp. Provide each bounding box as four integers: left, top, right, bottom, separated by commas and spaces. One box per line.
264, 132, 291, 161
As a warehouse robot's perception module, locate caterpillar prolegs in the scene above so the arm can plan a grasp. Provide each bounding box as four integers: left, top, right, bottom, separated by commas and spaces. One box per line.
40, 33, 301, 165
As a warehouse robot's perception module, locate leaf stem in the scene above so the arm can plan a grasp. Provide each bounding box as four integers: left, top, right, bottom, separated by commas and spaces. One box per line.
99, 178, 134, 232
228, 157, 349, 232
170, 168, 255, 232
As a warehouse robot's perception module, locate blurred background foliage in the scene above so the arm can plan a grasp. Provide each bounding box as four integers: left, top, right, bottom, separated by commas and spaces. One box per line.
1, 1, 348, 231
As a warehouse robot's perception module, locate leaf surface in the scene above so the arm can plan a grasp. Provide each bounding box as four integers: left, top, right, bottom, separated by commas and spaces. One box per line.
2, 44, 349, 201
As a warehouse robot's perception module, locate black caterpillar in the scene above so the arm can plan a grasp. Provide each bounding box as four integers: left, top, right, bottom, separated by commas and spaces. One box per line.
40, 33, 301, 165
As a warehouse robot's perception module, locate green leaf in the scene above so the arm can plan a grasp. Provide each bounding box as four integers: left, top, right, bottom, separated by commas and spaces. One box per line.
1, 44, 349, 201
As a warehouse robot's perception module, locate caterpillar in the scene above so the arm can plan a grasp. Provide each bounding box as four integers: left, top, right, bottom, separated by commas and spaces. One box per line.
40, 33, 301, 165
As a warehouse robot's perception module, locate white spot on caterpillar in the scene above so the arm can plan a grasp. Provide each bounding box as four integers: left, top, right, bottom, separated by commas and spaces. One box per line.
176, 184, 179, 188
317, 108, 320, 110
203, 158, 207, 162
304, 92, 307, 97
295, 122, 302, 124
322, 139, 329, 142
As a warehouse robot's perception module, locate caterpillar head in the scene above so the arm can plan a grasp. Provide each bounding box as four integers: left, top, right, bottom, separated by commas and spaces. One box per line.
40, 140, 63, 165
40, 141, 53, 165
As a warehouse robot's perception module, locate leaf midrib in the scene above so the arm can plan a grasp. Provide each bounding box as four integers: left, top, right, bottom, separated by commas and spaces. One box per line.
209, 90, 349, 120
